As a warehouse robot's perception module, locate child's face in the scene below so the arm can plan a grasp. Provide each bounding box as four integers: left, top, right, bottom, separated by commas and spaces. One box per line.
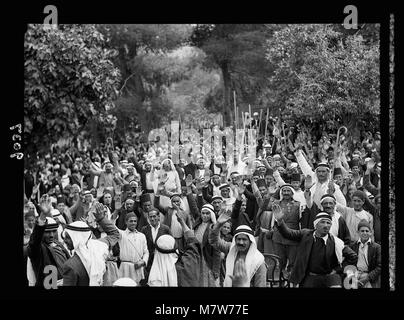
359, 227, 372, 242
221, 222, 231, 235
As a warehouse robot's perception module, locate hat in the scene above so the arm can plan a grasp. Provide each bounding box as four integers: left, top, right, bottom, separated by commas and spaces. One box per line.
279, 184, 294, 192
230, 171, 239, 176
290, 162, 298, 169
201, 203, 215, 216
56, 195, 65, 204
252, 170, 261, 177
170, 193, 182, 200
265, 168, 274, 176
357, 219, 371, 231
211, 173, 220, 178
120, 160, 128, 164
352, 190, 366, 202
273, 154, 281, 160
291, 173, 301, 182
140, 193, 151, 204
256, 179, 267, 188
234, 225, 254, 237
320, 194, 336, 204
333, 167, 343, 176
180, 180, 187, 187
263, 143, 271, 148
350, 159, 360, 168
126, 162, 134, 167
315, 163, 330, 171
125, 212, 137, 221
83, 190, 92, 196
44, 217, 59, 231
253, 112, 259, 116
313, 212, 332, 228
113, 278, 137, 287
219, 184, 230, 190
211, 195, 223, 203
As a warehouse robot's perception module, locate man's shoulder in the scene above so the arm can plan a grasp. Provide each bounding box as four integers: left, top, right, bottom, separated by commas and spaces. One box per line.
63, 254, 81, 270
160, 224, 171, 232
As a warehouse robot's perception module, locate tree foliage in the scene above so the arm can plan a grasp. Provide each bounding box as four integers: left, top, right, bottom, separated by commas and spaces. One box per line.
24, 24, 121, 155
265, 24, 380, 134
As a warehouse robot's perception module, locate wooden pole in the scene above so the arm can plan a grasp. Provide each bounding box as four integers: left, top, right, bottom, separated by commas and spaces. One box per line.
264, 108, 269, 142
258, 109, 263, 137
233, 91, 237, 129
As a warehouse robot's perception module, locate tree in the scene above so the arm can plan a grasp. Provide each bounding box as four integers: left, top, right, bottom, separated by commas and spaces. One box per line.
24, 24, 121, 157
190, 24, 274, 126
97, 24, 193, 136
265, 24, 380, 136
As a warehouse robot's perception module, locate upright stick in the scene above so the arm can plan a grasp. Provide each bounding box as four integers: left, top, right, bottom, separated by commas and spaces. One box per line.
264, 108, 269, 142
258, 109, 263, 137
233, 91, 237, 129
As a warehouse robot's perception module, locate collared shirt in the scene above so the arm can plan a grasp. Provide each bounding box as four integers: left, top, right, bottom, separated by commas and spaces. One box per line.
145, 172, 154, 190
151, 223, 161, 242
313, 232, 329, 245
357, 238, 371, 272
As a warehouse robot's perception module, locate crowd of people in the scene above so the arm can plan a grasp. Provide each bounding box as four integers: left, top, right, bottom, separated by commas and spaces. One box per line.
23, 120, 382, 288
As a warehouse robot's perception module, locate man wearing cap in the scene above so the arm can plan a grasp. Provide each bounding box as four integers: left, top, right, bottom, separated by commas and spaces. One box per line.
114, 196, 136, 231
209, 214, 266, 287
88, 160, 119, 195
123, 162, 137, 184
317, 194, 351, 245
264, 184, 301, 278
273, 208, 357, 287
130, 149, 156, 195
335, 190, 374, 243
273, 168, 306, 213
27, 198, 71, 287
294, 146, 346, 208
116, 212, 149, 285
349, 220, 381, 288
62, 203, 120, 286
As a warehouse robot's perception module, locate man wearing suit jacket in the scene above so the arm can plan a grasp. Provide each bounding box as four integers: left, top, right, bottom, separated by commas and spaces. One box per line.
141, 208, 171, 283
62, 202, 121, 286
272, 208, 358, 288
349, 220, 381, 288
175, 158, 187, 181
131, 155, 155, 194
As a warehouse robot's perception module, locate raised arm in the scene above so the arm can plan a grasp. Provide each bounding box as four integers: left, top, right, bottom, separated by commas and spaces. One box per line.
208, 214, 232, 254
93, 203, 121, 249
294, 149, 315, 181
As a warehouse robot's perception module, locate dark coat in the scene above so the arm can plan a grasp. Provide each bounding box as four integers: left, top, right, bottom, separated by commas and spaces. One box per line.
131, 156, 151, 191
141, 223, 171, 273
243, 184, 259, 224
300, 203, 352, 245
349, 241, 381, 287
275, 220, 358, 285
62, 254, 90, 286
175, 165, 186, 181
188, 192, 221, 278
230, 199, 253, 233
62, 216, 121, 286
154, 194, 193, 230
27, 222, 71, 287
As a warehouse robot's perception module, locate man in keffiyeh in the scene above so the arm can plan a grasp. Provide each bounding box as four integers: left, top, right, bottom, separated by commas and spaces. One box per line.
209, 214, 266, 287
273, 207, 358, 288
62, 202, 120, 286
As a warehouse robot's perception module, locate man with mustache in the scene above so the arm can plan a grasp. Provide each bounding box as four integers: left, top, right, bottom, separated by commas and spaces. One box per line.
208, 213, 266, 287
272, 207, 357, 288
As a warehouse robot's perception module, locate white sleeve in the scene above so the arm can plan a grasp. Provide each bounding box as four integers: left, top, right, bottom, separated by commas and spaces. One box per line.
273, 169, 286, 187
295, 150, 315, 181
333, 185, 347, 206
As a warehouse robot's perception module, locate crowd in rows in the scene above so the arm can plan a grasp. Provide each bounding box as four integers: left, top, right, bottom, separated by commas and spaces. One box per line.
23, 124, 382, 288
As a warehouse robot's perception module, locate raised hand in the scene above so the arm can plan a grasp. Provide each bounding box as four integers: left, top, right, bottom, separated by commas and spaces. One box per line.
272, 203, 284, 221
237, 182, 246, 195
135, 186, 143, 197
203, 171, 211, 184
93, 202, 106, 220
39, 195, 53, 218
366, 158, 375, 171
327, 180, 336, 195
195, 178, 204, 190
230, 259, 249, 287
217, 212, 231, 225
185, 174, 193, 187
304, 175, 313, 190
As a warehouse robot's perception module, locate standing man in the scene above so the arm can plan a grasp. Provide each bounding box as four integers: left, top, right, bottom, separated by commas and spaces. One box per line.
141, 209, 171, 284
62, 202, 121, 286
349, 220, 381, 288
117, 213, 149, 285
273, 208, 358, 288
27, 197, 70, 287
209, 214, 266, 287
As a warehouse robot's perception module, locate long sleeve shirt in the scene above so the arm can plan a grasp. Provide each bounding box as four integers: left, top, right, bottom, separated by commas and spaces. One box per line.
295, 150, 346, 208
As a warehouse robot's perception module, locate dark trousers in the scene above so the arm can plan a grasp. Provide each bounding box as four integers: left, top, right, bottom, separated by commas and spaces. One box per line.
273, 242, 297, 274
300, 273, 342, 288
